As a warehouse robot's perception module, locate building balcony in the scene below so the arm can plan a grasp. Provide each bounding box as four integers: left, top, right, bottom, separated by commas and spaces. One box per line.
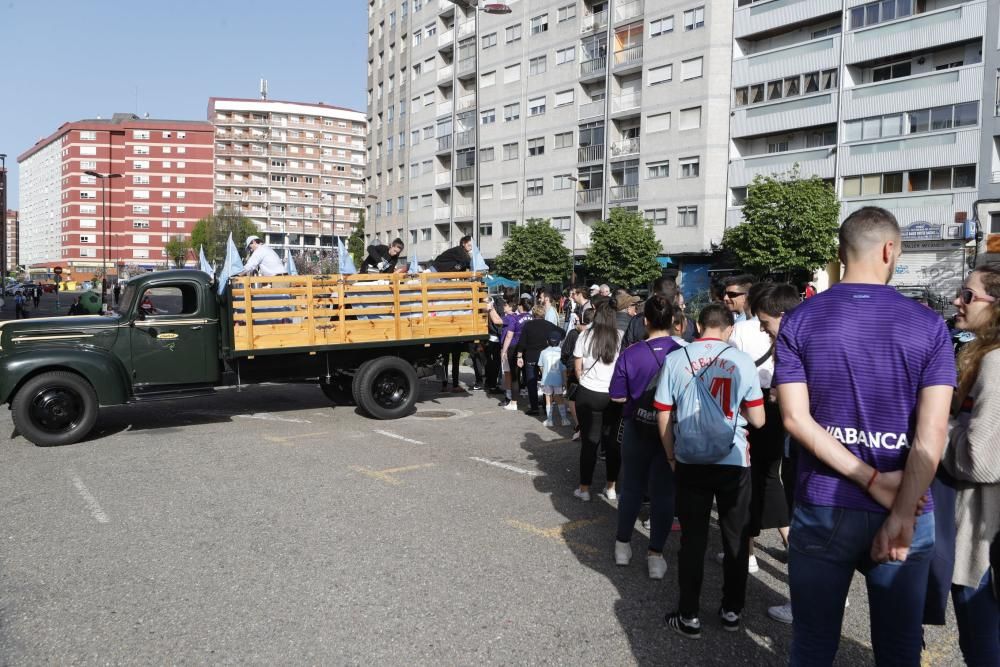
576, 188, 603, 210
436, 0, 453, 14
437, 64, 454, 83
577, 144, 605, 164
612, 92, 642, 115
453, 204, 474, 219
437, 100, 454, 117
457, 20, 475, 39
455, 129, 475, 149
732, 35, 840, 89
457, 56, 476, 78
610, 138, 640, 160
613, 44, 643, 72
731, 91, 839, 138
734, 0, 842, 40
615, 0, 643, 24
435, 171, 452, 187
840, 126, 981, 178
609, 184, 638, 203
841, 190, 977, 228
434, 206, 451, 220
578, 99, 607, 121
438, 28, 455, 49
844, 65, 982, 121
455, 166, 475, 183
436, 134, 453, 153
845, 1, 986, 66
581, 9, 608, 33
580, 57, 607, 81
457, 94, 476, 112
728, 147, 835, 187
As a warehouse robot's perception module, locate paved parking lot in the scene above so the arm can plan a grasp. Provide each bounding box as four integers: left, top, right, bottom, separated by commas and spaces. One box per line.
0, 374, 961, 665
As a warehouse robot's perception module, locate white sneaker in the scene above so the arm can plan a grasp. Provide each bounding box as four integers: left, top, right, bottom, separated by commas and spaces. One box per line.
571, 428, 581, 441
767, 602, 793, 624
503, 401, 519, 411
614, 541, 632, 566
715, 552, 759, 573
543, 419, 554, 427
603, 487, 618, 502
573, 488, 591, 502
648, 553, 668, 580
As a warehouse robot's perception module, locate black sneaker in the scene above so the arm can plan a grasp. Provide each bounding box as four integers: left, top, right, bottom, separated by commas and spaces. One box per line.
525, 409, 540, 416
719, 607, 740, 632
666, 612, 701, 640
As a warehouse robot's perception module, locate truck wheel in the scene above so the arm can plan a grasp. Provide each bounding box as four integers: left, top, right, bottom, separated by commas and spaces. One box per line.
351, 359, 373, 404
319, 374, 354, 405
355, 356, 418, 420
11, 371, 99, 447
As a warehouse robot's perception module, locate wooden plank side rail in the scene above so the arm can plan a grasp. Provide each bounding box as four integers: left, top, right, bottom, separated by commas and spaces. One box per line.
228, 272, 489, 353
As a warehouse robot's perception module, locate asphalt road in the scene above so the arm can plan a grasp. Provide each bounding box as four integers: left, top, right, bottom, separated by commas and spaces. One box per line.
0, 373, 962, 665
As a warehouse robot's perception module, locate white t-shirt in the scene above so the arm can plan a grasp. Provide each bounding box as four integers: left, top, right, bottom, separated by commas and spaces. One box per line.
573, 326, 622, 393
729, 317, 773, 389
243, 244, 286, 277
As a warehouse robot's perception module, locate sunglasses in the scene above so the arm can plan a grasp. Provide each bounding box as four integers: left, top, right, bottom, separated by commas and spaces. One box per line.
957, 288, 997, 305
724, 291, 747, 299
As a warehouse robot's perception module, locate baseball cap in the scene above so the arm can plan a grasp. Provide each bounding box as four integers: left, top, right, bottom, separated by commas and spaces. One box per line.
589, 284, 600, 295
614, 292, 641, 310
546, 331, 563, 345
245, 235, 262, 248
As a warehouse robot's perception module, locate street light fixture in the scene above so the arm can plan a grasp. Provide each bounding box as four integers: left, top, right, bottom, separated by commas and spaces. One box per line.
84, 170, 123, 305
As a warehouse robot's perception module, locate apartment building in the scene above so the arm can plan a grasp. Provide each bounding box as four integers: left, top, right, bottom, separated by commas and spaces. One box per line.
17, 113, 214, 277
4, 209, 17, 271
728, 0, 987, 296
367, 0, 732, 275
210, 98, 368, 259
977, 0, 1000, 258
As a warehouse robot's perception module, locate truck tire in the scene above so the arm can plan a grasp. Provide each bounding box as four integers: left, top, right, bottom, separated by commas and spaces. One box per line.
351, 359, 374, 405
355, 356, 418, 420
319, 374, 354, 405
11, 371, 99, 447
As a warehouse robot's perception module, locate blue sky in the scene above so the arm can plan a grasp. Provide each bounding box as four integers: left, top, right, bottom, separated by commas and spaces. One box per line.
1, 0, 369, 207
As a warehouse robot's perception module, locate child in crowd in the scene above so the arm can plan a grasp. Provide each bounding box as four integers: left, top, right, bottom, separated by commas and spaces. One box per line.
538, 331, 569, 427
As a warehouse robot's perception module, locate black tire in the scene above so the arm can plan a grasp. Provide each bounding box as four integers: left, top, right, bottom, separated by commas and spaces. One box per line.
355, 356, 418, 420
11, 371, 99, 447
319, 374, 354, 405
351, 359, 374, 405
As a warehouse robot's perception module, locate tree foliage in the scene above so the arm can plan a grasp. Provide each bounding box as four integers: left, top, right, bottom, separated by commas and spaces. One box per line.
348, 210, 366, 267
722, 169, 840, 278
163, 236, 191, 268
189, 206, 259, 264
493, 219, 573, 283
583, 208, 663, 289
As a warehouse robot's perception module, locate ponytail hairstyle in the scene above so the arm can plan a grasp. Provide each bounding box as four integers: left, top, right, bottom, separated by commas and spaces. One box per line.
957, 263, 1000, 402
643, 295, 674, 333
583, 302, 620, 364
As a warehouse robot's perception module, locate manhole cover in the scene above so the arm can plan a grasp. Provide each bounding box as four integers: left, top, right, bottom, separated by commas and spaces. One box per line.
412, 410, 457, 419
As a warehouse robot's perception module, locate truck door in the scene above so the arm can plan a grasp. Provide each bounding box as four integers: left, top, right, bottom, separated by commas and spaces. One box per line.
129, 281, 220, 389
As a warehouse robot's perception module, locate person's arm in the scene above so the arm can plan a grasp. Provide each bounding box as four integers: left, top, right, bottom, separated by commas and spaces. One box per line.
501, 330, 513, 355
238, 247, 263, 276
609, 354, 628, 404
742, 401, 766, 429
948, 354, 1000, 484
489, 308, 504, 327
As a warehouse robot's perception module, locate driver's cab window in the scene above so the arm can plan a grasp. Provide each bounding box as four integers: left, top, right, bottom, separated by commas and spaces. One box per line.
139, 285, 198, 317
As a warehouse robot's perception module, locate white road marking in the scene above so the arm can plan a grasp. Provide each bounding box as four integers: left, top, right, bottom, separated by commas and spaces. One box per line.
373, 429, 426, 445
69, 474, 110, 524
234, 413, 312, 424
469, 457, 540, 477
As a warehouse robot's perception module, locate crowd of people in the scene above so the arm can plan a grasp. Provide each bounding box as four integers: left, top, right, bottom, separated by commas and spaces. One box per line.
465, 206, 998, 665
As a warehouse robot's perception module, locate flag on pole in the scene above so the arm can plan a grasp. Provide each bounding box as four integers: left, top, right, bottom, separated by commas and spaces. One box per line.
407, 251, 420, 274
198, 245, 213, 276
337, 237, 357, 274
471, 239, 488, 272
217, 233, 244, 295
285, 250, 298, 275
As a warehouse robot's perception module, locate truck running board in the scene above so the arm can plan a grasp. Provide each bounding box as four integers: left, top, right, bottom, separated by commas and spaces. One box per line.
130, 385, 218, 402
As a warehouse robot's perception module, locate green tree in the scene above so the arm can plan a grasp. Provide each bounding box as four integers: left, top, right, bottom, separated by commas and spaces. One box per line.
583, 208, 663, 289
347, 210, 366, 267
163, 236, 191, 268
722, 168, 840, 278
189, 206, 259, 265
493, 218, 572, 283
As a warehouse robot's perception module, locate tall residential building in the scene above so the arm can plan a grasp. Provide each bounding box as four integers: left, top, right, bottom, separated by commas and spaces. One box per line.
17, 113, 215, 277
366, 0, 733, 274
209, 97, 368, 259
5, 209, 17, 271
977, 0, 1000, 258
728, 0, 987, 296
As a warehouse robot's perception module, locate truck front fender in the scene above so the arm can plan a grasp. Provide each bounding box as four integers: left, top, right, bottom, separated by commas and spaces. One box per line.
0, 347, 132, 406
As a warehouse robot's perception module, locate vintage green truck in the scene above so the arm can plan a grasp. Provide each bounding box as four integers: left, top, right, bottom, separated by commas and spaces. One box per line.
0, 269, 488, 447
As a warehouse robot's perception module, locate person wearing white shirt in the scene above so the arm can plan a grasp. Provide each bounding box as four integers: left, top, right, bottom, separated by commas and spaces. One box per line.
239, 235, 286, 277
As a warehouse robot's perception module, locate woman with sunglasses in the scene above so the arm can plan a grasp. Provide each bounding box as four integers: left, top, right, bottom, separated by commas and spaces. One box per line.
944, 263, 1000, 665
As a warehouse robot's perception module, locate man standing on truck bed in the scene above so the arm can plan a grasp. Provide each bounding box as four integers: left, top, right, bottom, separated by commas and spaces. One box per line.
239, 235, 286, 277
433, 235, 473, 273
361, 238, 406, 274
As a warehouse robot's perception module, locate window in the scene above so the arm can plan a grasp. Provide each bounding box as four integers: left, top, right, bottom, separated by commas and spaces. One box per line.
681, 57, 703, 80
843, 165, 976, 196
649, 64, 672, 85
683, 6, 705, 31
529, 96, 546, 116
79, 235, 94, 244
648, 112, 671, 132
529, 56, 547, 76
134, 190, 150, 200
850, 0, 914, 29
680, 156, 700, 178
645, 209, 668, 226
647, 161, 669, 179
505, 24, 521, 43
133, 234, 150, 244
553, 174, 573, 190
556, 46, 576, 64
530, 14, 548, 34
872, 61, 910, 83
555, 89, 574, 107
558, 4, 576, 21
132, 220, 149, 229
502, 220, 516, 237
555, 131, 574, 149
80, 160, 97, 170
504, 63, 521, 83
767, 140, 789, 153
410, 230, 418, 245
650, 16, 674, 36
528, 137, 545, 156
504, 102, 520, 122
481, 108, 496, 125
482, 32, 497, 49
480, 184, 493, 199
133, 175, 149, 185
501, 181, 517, 199
133, 130, 150, 140
767, 80, 783, 101
479, 222, 494, 237
678, 106, 701, 131
80, 204, 97, 214
481, 70, 496, 88
134, 145, 150, 155
162, 161, 171, 168
79, 145, 97, 156
811, 24, 841, 38
677, 206, 698, 227
503, 142, 519, 160
80, 130, 97, 140
133, 204, 150, 214
550, 216, 570, 231
177, 132, 186, 140
80, 190, 97, 200
480, 146, 495, 162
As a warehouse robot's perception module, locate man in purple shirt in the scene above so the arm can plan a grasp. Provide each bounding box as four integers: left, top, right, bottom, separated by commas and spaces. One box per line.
774, 206, 955, 665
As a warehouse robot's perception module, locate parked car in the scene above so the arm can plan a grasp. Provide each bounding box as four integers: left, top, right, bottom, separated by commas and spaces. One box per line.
896, 285, 950, 314
3, 282, 23, 296
42, 283, 58, 293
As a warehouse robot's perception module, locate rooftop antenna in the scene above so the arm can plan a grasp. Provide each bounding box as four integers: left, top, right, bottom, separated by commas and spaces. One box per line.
260, 78, 268, 101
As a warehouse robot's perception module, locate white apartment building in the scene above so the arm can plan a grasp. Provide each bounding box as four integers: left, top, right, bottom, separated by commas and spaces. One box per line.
367, 0, 732, 276
210, 98, 368, 259
728, 0, 988, 297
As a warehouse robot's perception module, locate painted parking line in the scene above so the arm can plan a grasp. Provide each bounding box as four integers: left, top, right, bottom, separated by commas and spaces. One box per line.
351, 463, 435, 485
505, 517, 606, 555
469, 457, 540, 477
373, 429, 426, 445
69, 473, 110, 524
264, 431, 329, 446
234, 412, 312, 424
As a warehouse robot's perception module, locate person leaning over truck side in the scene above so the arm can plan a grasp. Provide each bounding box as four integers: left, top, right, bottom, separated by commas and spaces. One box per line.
239, 235, 286, 277
361, 238, 406, 274
432, 236, 473, 273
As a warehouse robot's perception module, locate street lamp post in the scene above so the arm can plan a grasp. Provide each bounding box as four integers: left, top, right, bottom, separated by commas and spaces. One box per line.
84, 170, 122, 305
0, 154, 7, 278
567, 175, 579, 284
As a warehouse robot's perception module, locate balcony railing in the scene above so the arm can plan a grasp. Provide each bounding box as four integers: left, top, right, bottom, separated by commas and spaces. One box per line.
453, 204, 474, 218
456, 129, 474, 148
457, 20, 475, 39
609, 184, 639, 202
435, 172, 452, 186
577, 100, 606, 121
434, 206, 451, 220
437, 134, 453, 152
577, 144, 605, 163
455, 166, 475, 182
577, 188, 602, 207
458, 56, 476, 75
610, 138, 640, 158
437, 100, 454, 117
614, 44, 643, 67
581, 9, 609, 32
992, 171, 1000, 184
438, 29, 454, 48
581, 57, 607, 77
612, 92, 642, 113
437, 64, 454, 82
457, 94, 476, 111
615, 0, 644, 23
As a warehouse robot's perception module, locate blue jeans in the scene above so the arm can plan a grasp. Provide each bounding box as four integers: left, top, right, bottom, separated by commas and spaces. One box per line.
615, 419, 674, 552
953, 568, 1000, 666
789, 502, 935, 666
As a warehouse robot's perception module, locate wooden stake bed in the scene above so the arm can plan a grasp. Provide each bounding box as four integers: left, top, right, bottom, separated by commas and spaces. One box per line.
227, 272, 488, 353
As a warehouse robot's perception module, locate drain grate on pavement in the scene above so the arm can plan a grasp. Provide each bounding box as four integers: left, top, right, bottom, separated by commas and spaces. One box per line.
411, 410, 459, 419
